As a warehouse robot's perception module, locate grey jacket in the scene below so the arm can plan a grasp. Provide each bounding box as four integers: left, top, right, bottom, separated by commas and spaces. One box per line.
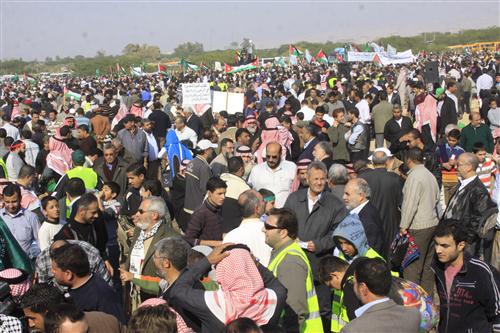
284, 189, 348, 280
340, 299, 420, 333
400, 164, 440, 230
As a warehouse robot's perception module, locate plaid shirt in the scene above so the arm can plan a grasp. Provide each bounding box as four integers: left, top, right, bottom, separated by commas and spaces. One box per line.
35, 240, 112, 291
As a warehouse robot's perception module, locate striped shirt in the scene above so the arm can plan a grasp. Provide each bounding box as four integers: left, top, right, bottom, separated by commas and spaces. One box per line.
477, 158, 497, 192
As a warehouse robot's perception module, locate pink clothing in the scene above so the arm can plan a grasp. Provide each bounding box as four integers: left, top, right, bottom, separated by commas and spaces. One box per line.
254, 118, 293, 164
207, 249, 277, 325
46, 137, 73, 176
415, 95, 438, 142
445, 263, 462, 296
130, 104, 144, 118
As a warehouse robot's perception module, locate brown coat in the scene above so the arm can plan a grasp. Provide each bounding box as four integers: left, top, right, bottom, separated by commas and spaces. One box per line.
91, 114, 111, 138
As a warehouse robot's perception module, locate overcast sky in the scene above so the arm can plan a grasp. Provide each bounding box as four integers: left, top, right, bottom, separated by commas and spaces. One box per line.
1, 0, 499, 61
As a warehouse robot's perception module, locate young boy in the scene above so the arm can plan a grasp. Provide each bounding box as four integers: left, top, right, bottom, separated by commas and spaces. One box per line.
436, 129, 465, 205
123, 162, 146, 217
97, 181, 122, 295
99, 181, 121, 216
258, 188, 275, 215
473, 142, 497, 194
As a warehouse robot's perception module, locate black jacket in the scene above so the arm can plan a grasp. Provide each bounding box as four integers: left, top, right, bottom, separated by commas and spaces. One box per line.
431, 253, 500, 333
186, 114, 203, 138
298, 137, 319, 161
439, 96, 458, 134
149, 109, 171, 139
359, 168, 403, 256
383, 116, 413, 149
357, 202, 386, 258
442, 177, 496, 243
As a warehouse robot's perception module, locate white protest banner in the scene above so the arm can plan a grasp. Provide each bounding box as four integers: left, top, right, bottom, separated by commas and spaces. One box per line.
226, 93, 244, 114
182, 83, 211, 106
211, 91, 244, 114
212, 91, 228, 113
214, 62, 222, 71
347, 52, 375, 62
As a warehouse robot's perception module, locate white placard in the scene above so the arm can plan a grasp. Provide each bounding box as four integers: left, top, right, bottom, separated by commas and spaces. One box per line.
227, 93, 244, 115
212, 91, 228, 113
182, 83, 211, 106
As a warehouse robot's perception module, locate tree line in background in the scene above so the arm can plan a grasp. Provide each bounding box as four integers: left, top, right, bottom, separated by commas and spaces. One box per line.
1, 26, 499, 76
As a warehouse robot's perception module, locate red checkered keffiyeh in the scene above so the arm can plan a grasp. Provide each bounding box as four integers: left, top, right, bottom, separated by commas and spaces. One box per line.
0, 268, 30, 298
206, 248, 277, 325
139, 298, 195, 333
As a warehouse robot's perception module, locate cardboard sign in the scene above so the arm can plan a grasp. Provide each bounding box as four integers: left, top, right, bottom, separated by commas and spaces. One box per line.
182, 83, 211, 106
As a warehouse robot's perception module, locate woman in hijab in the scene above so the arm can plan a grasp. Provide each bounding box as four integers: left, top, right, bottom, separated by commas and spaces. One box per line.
169, 244, 286, 333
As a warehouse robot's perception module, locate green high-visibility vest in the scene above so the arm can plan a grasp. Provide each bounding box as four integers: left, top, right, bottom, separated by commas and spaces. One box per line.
0, 158, 8, 179
268, 242, 324, 333
331, 247, 397, 332
66, 166, 98, 190
328, 77, 337, 89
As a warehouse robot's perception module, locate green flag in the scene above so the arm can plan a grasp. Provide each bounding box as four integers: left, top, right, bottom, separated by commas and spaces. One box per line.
180, 59, 200, 71
95, 69, 100, 76
0, 218, 32, 274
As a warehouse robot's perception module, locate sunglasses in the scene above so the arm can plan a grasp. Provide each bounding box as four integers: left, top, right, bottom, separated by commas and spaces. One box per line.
266, 155, 279, 160
137, 209, 150, 214
264, 222, 283, 230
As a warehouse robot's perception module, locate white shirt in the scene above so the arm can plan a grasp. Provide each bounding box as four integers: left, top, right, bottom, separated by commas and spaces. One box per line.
23, 139, 39, 168
38, 222, 63, 251
297, 106, 315, 121
307, 189, 321, 213
223, 217, 272, 267
459, 175, 477, 192
476, 73, 493, 96
2, 123, 19, 141
350, 200, 369, 215
248, 160, 297, 208
144, 131, 159, 161
175, 126, 197, 146
355, 99, 371, 124
354, 298, 390, 318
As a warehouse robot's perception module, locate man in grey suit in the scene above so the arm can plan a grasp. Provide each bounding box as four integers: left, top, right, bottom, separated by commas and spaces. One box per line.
341, 258, 420, 333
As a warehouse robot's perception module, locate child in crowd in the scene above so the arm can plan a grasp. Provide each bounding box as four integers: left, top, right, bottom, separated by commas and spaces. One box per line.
38, 196, 64, 251
473, 142, 497, 194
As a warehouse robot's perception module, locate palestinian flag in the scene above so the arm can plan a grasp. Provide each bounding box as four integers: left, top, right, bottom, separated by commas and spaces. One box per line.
200, 63, 209, 71
180, 59, 200, 71
289, 44, 303, 57
64, 87, 81, 101
373, 54, 382, 66
316, 49, 328, 64
158, 63, 168, 75
224, 59, 259, 74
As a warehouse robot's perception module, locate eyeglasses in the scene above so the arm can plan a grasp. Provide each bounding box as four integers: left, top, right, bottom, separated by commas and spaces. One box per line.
137, 209, 151, 214
263, 222, 283, 230
266, 155, 279, 160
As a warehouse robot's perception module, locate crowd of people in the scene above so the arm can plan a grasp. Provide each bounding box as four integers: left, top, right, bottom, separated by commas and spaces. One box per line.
0, 49, 499, 333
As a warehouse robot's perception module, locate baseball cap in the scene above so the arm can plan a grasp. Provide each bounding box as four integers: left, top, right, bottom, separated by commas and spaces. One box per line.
71, 150, 86, 165
197, 139, 218, 150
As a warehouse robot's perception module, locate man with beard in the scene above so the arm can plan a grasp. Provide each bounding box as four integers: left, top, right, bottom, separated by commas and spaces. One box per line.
248, 142, 297, 208
53, 193, 111, 274
5, 140, 26, 181
210, 138, 235, 176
